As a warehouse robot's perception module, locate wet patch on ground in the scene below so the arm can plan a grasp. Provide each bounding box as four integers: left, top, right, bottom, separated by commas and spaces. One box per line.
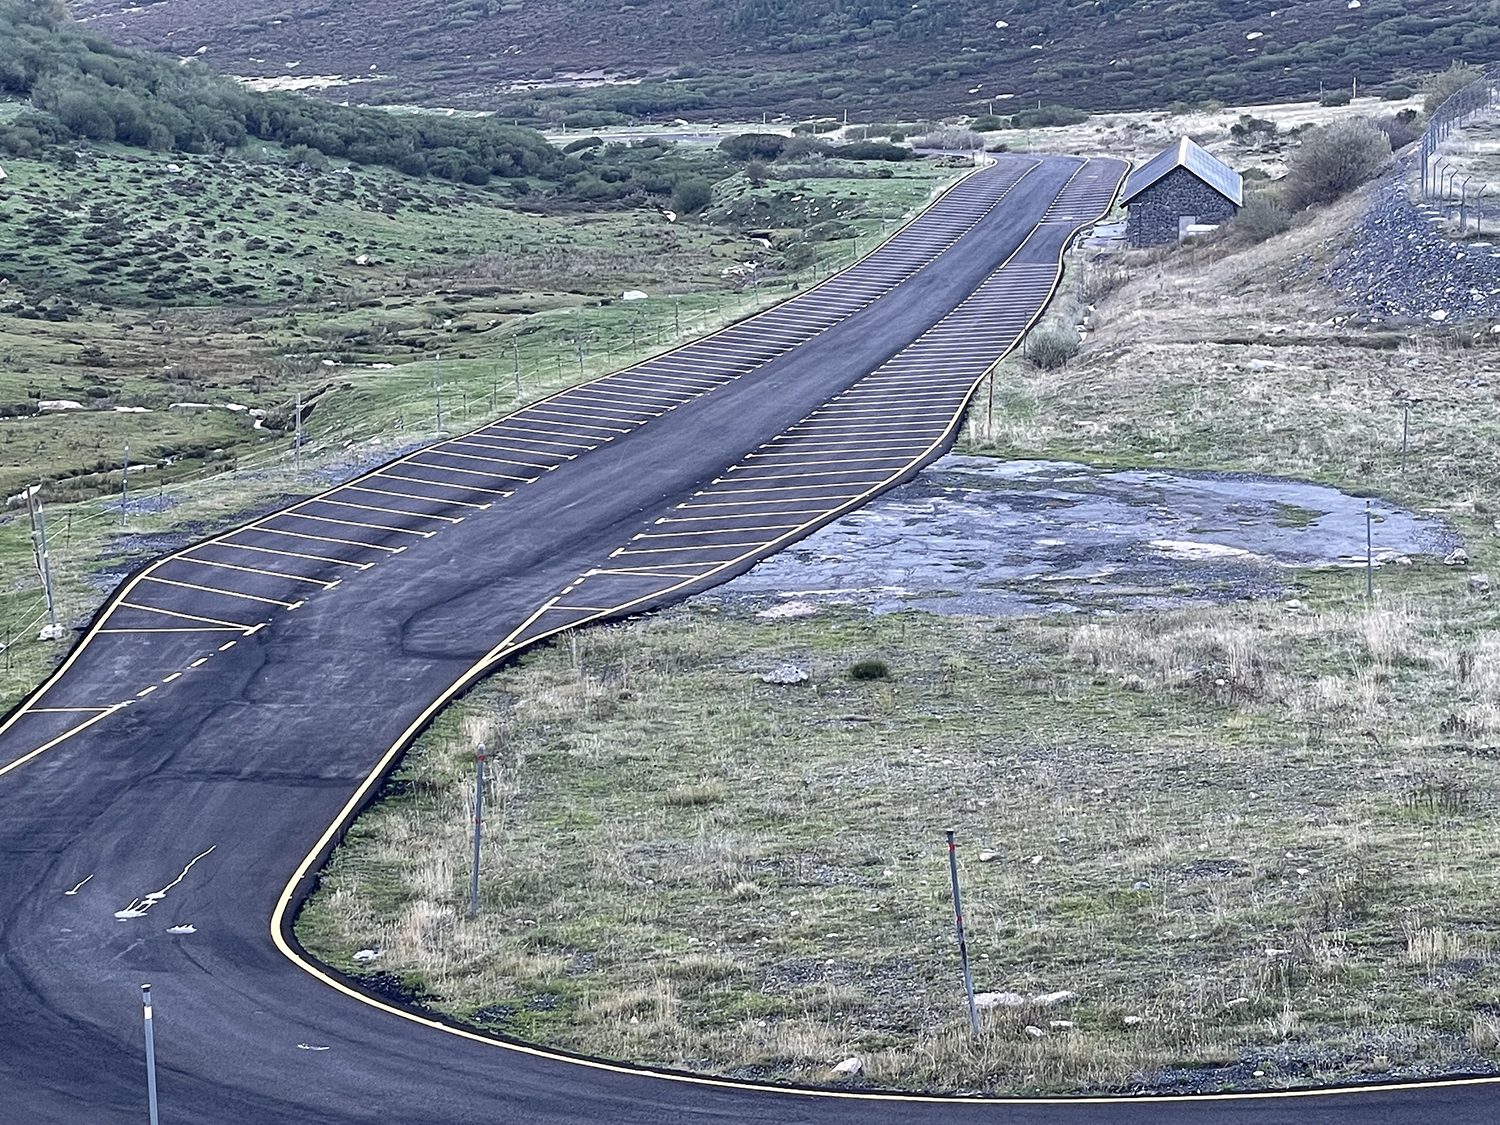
700, 457, 1459, 617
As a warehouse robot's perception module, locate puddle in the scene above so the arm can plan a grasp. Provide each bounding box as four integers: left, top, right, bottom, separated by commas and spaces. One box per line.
699, 457, 1459, 617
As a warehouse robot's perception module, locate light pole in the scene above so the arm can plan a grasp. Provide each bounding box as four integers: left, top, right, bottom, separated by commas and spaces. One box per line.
142, 984, 160, 1125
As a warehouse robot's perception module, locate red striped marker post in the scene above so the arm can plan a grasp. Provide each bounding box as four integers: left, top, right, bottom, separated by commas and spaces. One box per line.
946, 829, 980, 1035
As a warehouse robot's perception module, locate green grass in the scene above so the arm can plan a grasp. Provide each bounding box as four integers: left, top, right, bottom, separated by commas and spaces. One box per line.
295, 173, 1500, 1093
0, 147, 966, 714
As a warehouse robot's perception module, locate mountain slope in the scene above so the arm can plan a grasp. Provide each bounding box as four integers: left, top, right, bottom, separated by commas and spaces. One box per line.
69, 0, 1500, 119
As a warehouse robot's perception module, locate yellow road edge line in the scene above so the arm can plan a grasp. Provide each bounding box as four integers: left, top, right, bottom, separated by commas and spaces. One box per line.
266, 155, 1490, 1109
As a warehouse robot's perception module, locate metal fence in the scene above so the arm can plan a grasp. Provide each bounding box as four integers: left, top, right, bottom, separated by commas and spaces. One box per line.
1419, 64, 1500, 227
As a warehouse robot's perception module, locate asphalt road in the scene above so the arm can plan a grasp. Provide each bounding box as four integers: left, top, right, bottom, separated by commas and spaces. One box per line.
2, 154, 1496, 1125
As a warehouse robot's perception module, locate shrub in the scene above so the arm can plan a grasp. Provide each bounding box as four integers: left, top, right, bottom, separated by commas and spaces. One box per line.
719, 132, 787, 161
1424, 62, 1486, 115
911, 126, 983, 150
1283, 119, 1391, 209
970, 114, 1005, 131
1382, 83, 1416, 101
1319, 89, 1352, 107
1374, 110, 1421, 150
671, 176, 712, 214
830, 140, 910, 161
562, 136, 602, 154
1009, 104, 1090, 129
849, 659, 890, 681
1233, 193, 1292, 242
1025, 326, 1080, 369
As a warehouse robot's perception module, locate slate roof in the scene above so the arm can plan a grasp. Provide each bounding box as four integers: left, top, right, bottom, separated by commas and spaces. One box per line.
1121, 136, 1243, 207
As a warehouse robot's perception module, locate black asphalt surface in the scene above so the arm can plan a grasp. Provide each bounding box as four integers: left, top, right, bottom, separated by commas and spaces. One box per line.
1, 155, 1495, 1124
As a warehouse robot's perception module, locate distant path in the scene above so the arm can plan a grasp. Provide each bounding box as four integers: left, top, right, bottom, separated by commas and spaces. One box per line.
6, 152, 1492, 1123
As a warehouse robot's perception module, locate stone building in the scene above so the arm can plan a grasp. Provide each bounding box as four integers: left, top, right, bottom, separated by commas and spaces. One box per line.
1122, 137, 1242, 247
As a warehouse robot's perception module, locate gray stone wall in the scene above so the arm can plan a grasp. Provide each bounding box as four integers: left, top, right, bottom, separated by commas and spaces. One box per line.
1126, 166, 1239, 247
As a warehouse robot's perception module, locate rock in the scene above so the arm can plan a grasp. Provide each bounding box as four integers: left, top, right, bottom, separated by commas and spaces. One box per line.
762, 664, 809, 685
1024, 1025, 1045, 1038
352, 948, 382, 962
1032, 990, 1078, 1007
1470, 574, 1492, 595
1446, 548, 1470, 567
831, 1057, 862, 1077
978, 850, 1000, 862
756, 600, 818, 619
622, 290, 649, 301
1049, 1019, 1074, 1030
1123, 1015, 1144, 1026
37, 400, 86, 412
973, 991, 1027, 1009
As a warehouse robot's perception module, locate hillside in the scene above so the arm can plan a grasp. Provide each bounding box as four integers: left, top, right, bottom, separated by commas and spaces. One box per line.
70, 0, 1500, 121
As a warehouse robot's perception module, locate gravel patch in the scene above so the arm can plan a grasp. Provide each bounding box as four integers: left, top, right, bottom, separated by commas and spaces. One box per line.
1329, 157, 1500, 324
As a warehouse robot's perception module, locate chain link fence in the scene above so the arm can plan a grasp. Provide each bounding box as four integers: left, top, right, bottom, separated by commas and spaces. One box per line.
1419, 64, 1500, 232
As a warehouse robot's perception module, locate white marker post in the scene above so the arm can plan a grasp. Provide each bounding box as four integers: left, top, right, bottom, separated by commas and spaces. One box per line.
434, 351, 444, 436
945, 830, 981, 1035
1365, 500, 1374, 601
469, 745, 485, 917
120, 441, 129, 526
141, 984, 160, 1125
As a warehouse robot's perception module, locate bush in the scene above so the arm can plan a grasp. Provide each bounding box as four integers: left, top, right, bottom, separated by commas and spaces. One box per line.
830, 140, 910, 161
911, 126, 983, 150
1382, 83, 1416, 101
1319, 89, 1352, 107
1374, 110, 1421, 150
1025, 326, 1080, 369
671, 176, 712, 214
1232, 194, 1292, 242
970, 114, 1005, 131
1283, 118, 1391, 209
849, 659, 890, 681
718, 132, 787, 161
562, 136, 603, 154
1424, 62, 1486, 115
1008, 104, 1090, 129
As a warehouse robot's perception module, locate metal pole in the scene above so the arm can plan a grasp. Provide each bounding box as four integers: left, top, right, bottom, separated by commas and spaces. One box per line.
513, 339, 522, 402
434, 350, 443, 435
1365, 500, 1374, 600
1400, 405, 1409, 472
142, 984, 159, 1125
294, 391, 302, 475
469, 746, 485, 917
25, 486, 58, 635
120, 441, 128, 526
674, 296, 681, 337
945, 829, 980, 1035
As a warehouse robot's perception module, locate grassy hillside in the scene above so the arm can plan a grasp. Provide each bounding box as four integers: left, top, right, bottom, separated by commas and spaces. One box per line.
70, 0, 1500, 120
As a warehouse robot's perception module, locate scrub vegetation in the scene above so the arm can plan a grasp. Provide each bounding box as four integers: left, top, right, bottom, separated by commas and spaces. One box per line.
0, 5, 966, 714
73, 0, 1500, 123
297, 142, 1500, 1092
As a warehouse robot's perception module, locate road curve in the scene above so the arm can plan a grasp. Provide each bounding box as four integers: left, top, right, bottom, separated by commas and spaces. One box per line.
1, 154, 1495, 1125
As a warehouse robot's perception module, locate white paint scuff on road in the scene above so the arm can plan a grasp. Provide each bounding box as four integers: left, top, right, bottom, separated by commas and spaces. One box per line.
113, 845, 217, 921
63, 874, 93, 896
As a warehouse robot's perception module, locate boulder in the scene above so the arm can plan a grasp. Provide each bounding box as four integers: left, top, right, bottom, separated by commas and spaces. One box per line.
1446, 548, 1470, 567
831, 1057, 862, 1077
1033, 990, 1079, 1007
762, 664, 809, 685
1470, 574, 1492, 595
973, 991, 1026, 1009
